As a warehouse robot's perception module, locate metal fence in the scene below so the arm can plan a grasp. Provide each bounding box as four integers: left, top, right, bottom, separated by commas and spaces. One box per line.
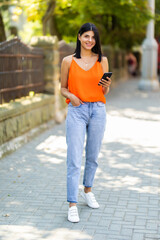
0, 38, 44, 104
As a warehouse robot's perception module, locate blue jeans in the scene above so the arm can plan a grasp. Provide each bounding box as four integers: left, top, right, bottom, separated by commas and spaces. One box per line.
66, 102, 106, 203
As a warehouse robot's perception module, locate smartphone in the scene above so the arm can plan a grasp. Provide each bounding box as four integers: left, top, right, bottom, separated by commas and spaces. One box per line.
98, 72, 112, 86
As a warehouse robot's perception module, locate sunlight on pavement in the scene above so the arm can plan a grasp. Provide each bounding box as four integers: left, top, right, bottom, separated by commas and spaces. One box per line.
36, 136, 67, 152
108, 108, 160, 121
38, 156, 64, 164
129, 186, 160, 194
0, 226, 92, 240
105, 115, 160, 147
35, 135, 67, 165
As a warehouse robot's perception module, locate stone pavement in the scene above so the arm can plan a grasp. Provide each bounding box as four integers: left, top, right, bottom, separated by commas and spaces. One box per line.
0, 78, 160, 240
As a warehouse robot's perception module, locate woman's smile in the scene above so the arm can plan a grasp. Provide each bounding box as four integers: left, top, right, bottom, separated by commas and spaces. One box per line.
85, 43, 93, 48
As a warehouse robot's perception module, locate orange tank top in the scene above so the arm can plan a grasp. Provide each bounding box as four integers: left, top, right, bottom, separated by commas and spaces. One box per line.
66, 58, 106, 104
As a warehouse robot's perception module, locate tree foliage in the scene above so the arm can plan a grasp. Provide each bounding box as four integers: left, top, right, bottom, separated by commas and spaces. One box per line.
54, 0, 152, 49
0, 0, 160, 48
0, 0, 12, 41
155, 0, 160, 40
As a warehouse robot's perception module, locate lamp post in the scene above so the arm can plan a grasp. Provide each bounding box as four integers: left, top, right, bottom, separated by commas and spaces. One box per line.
138, 0, 159, 90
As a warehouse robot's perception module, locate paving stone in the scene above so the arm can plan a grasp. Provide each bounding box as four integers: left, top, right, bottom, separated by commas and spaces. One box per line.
135, 219, 146, 226
132, 233, 144, 240
146, 222, 158, 231
88, 215, 101, 223
121, 227, 133, 236
92, 234, 108, 240
98, 218, 110, 227
104, 207, 115, 214
145, 233, 160, 239
148, 210, 159, 217
82, 228, 95, 236
124, 214, 135, 222
114, 211, 125, 218
110, 223, 121, 231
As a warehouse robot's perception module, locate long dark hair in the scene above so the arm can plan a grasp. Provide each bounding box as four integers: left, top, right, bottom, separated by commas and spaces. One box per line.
74, 23, 102, 62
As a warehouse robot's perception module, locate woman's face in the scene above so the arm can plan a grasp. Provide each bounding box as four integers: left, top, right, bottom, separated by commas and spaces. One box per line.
78, 31, 96, 50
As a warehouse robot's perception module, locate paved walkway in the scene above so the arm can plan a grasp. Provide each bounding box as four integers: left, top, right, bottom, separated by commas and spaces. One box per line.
0, 78, 160, 240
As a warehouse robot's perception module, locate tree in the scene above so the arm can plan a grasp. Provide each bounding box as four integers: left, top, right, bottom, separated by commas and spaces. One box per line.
18, 0, 59, 37
54, 0, 152, 49
0, 0, 23, 41
1, 0, 160, 49
10, 0, 152, 49
0, 10, 6, 41
155, 0, 160, 39
0, 0, 12, 41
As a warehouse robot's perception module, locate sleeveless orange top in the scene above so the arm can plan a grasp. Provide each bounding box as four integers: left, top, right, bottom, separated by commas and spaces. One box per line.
66, 58, 106, 104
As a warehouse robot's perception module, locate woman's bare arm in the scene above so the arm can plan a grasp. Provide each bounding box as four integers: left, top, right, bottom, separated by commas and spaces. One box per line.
60, 56, 72, 99
101, 57, 111, 95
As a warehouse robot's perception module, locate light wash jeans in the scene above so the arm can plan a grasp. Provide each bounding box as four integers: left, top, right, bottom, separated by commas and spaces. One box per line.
66, 101, 106, 203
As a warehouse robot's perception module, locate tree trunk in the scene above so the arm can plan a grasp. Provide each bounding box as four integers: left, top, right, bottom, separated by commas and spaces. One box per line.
112, 15, 117, 30
50, 15, 61, 40
0, 11, 6, 42
42, 0, 55, 35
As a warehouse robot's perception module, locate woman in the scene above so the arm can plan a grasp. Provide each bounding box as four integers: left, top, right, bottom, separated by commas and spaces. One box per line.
61, 23, 111, 223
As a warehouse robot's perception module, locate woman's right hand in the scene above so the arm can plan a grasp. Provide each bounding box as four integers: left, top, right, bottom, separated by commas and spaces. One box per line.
69, 94, 84, 107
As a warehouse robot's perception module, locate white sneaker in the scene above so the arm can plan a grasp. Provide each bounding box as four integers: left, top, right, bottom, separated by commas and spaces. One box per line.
68, 206, 80, 223
81, 191, 99, 208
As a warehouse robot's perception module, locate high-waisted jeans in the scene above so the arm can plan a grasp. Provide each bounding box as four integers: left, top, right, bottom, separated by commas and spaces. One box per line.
66, 101, 106, 203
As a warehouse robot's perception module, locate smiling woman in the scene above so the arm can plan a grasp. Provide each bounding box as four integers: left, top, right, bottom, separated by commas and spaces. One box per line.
60, 22, 112, 223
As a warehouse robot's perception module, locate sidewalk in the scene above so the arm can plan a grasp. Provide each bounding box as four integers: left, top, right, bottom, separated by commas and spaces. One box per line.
0, 78, 160, 240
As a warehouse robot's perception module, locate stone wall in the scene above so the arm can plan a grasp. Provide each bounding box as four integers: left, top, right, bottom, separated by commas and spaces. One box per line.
31, 36, 60, 95
0, 94, 55, 145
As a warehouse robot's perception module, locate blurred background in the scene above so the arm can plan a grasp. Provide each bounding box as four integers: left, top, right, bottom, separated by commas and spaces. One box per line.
0, 0, 160, 48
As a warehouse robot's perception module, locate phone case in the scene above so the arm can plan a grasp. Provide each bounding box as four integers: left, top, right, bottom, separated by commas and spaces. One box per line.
98, 72, 112, 86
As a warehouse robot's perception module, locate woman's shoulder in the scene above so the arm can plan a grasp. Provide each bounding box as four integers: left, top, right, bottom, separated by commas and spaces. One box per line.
62, 54, 73, 65
101, 56, 109, 67
100, 56, 109, 72
101, 56, 108, 63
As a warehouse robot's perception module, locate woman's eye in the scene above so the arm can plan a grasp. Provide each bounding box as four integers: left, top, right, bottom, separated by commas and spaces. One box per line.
84, 35, 95, 39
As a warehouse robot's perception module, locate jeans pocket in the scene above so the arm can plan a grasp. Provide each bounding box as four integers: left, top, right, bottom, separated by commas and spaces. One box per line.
69, 102, 81, 108
96, 101, 105, 107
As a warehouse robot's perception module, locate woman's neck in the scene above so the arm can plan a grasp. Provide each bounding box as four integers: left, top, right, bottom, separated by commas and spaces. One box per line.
80, 48, 94, 58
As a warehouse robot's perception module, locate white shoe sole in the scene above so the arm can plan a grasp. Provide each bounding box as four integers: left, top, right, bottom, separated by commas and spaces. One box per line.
68, 217, 80, 223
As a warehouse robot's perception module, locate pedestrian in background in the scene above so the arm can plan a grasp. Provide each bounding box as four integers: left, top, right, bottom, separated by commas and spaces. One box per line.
126, 52, 137, 76
61, 22, 112, 223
